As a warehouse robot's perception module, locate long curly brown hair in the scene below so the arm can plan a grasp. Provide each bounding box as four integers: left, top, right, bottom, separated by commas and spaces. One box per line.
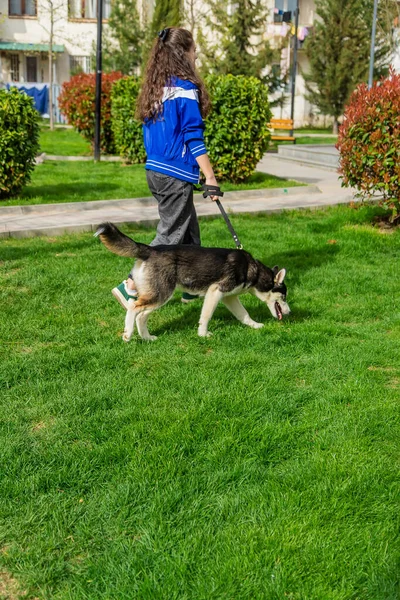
136, 27, 211, 122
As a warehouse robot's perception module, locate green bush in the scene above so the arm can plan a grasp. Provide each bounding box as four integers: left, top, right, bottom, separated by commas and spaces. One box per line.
109, 74, 271, 182
111, 77, 146, 164
0, 87, 40, 199
204, 75, 271, 182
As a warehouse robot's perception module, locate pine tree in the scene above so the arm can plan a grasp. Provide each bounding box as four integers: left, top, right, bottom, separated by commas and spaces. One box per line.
304, 0, 392, 132
200, 0, 276, 80
149, 0, 182, 37
102, 0, 144, 74
140, 0, 182, 65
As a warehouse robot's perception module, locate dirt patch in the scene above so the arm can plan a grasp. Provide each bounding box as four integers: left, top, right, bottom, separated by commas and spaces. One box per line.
372, 214, 400, 233
0, 570, 26, 599
96, 320, 109, 328
1, 268, 21, 279
31, 417, 55, 433
386, 378, 400, 389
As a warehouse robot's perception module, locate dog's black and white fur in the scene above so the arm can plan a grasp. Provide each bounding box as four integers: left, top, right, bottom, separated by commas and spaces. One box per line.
96, 222, 290, 341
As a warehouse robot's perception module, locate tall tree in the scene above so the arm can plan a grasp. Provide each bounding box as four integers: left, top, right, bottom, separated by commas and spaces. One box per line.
199, 0, 269, 77
304, 0, 392, 133
149, 0, 182, 37
40, 0, 74, 129
139, 0, 182, 66
198, 0, 284, 94
102, 0, 144, 74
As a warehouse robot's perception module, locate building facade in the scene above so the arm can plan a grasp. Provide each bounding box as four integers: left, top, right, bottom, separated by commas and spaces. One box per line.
0, 0, 378, 127
0, 0, 110, 86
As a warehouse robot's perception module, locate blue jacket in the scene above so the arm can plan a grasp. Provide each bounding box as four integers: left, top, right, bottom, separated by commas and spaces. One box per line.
144, 78, 207, 184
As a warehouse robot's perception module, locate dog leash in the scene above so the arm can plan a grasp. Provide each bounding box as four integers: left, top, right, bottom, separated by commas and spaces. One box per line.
201, 183, 243, 250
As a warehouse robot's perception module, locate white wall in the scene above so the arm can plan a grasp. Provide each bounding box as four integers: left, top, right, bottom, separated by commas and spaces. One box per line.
0, 0, 106, 83
0, 0, 326, 125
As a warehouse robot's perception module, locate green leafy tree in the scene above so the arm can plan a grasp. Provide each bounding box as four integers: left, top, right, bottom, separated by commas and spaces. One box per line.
102, 0, 144, 74
304, 0, 392, 133
198, 0, 283, 94
139, 0, 182, 63
149, 0, 182, 37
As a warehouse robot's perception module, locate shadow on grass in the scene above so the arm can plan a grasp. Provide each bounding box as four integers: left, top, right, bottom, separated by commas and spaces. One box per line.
20, 181, 121, 202
152, 300, 313, 336
0, 237, 95, 261
263, 244, 339, 286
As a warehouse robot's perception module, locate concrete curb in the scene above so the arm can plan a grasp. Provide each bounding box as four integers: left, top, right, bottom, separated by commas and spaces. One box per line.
0, 191, 359, 240
0, 184, 319, 217
275, 156, 338, 172
277, 145, 339, 172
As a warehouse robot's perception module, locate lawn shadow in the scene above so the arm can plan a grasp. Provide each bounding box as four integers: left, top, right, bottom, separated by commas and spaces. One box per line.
20, 181, 120, 201
250, 305, 313, 323
152, 303, 200, 335
0, 237, 96, 261
262, 244, 339, 286
152, 298, 313, 336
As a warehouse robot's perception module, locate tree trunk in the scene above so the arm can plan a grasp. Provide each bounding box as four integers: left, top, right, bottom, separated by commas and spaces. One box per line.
332, 119, 339, 135
49, 3, 54, 130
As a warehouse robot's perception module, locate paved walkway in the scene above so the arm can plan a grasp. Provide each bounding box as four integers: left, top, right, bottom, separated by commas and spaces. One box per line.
0, 155, 356, 239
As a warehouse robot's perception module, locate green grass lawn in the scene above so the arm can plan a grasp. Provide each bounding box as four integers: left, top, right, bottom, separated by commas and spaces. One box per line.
269, 136, 337, 152
295, 135, 337, 144
295, 127, 335, 134
39, 126, 92, 157
1, 162, 302, 207
1, 205, 399, 599
269, 135, 337, 150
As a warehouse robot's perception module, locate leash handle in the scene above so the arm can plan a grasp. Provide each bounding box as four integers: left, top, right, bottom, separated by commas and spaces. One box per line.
201, 183, 224, 199
215, 199, 243, 250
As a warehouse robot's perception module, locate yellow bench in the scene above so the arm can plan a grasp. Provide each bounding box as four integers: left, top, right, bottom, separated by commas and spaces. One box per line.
268, 118, 296, 143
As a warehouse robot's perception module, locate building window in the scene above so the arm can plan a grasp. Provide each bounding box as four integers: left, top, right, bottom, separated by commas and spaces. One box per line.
275, 0, 297, 11
9, 0, 36, 16
69, 0, 111, 20
10, 54, 20, 81
70, 55, 94, 75
26, 56, 38, 82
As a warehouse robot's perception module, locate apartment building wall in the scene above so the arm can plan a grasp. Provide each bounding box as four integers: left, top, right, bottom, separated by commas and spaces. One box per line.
0, 0, 324, 125
0, 0, 107, 83
0, 0, 154, 84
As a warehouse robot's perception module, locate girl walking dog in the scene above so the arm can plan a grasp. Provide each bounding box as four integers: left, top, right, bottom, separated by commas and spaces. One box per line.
112, 26, 220, 309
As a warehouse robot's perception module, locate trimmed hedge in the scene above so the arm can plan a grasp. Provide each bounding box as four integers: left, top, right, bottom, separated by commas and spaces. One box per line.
58, 72, 123, 154
111, 77, 146, 164
337, 69, 400, 222
204, 75, 271, 182
110, 74, 271, 182
0, 87, 40, 199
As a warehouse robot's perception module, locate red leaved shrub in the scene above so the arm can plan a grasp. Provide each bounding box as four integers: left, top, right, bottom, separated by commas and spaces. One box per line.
337, 68, 400, 222
58, 72, 123, 154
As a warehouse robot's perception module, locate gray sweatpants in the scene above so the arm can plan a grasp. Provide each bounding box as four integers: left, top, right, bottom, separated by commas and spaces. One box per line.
146, 170, 201, 247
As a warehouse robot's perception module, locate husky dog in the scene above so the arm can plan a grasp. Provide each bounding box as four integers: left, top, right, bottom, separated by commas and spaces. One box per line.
95, 222, 290, 342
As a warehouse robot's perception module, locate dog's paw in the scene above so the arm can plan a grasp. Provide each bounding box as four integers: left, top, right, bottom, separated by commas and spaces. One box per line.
250, 321, 264, 329
143, 335, 158, 342
122, 332, 132, 342
198, 329, 212, 338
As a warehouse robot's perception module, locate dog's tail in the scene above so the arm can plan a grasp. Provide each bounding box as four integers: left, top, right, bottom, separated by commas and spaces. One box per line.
94, 222, 151, 260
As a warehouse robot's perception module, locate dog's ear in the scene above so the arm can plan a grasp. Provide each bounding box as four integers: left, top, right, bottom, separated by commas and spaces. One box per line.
272, 265, 279, 277
274, 268, 286, 285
